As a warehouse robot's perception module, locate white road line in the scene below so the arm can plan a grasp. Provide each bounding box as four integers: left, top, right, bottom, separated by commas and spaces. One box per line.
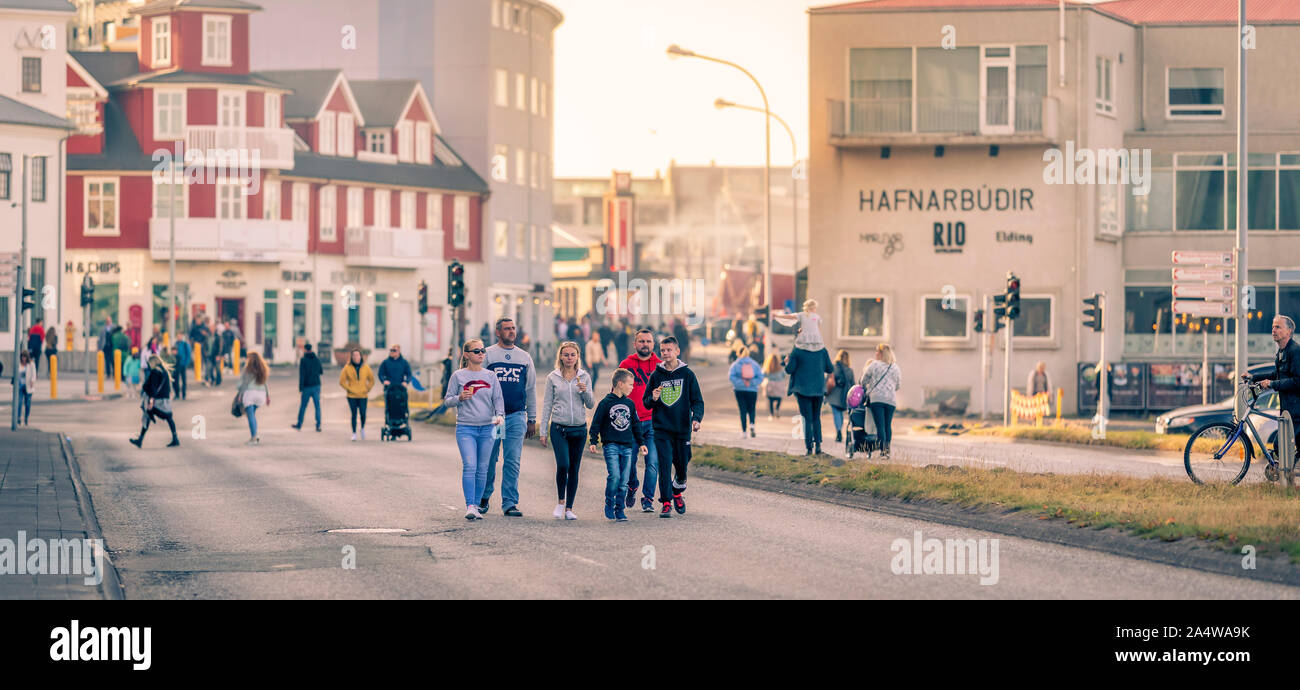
563, 552, 606, 568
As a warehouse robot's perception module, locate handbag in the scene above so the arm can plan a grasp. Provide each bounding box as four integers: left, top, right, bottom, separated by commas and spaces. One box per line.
231, 393, 244, 418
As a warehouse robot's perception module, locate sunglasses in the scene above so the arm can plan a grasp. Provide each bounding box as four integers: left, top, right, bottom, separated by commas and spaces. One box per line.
464, 348, 486, 355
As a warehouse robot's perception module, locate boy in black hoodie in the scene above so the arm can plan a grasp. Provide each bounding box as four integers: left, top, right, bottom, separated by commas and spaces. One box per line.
589, 368, 647, 522
642, 337, 704, 518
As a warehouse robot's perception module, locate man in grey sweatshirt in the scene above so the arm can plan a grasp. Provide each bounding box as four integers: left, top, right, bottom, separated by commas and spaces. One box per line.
480, 318, 538, 516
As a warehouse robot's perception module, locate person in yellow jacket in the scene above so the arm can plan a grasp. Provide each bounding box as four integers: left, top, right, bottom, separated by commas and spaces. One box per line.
339, 348, 376, 440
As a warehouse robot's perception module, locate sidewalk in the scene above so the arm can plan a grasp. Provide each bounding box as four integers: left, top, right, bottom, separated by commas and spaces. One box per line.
0, 429, 120, 599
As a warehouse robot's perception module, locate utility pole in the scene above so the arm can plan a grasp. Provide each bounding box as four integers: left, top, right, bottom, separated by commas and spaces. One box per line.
12, 156, 28, 430
1003, 317, 1014, 426
980, 294, 989, 420
1233, 0, 1249, 420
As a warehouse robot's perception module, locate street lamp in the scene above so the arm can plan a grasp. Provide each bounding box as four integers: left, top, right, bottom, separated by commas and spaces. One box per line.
715, 97, 799, 300
668, 44, 773, 339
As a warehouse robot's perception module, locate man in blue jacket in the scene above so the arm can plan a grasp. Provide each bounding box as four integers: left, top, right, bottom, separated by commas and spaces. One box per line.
293, 343, 325, 431
377, 344, 415, 389
481, 318, 537, 517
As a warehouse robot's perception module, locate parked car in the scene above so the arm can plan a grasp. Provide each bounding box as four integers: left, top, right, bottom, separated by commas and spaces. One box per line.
1155, 363, 1280, 442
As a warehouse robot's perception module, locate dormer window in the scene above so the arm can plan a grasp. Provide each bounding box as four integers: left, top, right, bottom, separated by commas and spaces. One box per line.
368, 130, 389, 154
152, 17, 171, 67
202, 15, 232, 67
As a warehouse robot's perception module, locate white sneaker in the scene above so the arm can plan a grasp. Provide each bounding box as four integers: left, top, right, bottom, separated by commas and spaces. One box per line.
245, 439, 257, 446
741, 430, 749, 439
360, 429, 366, 440
465, 506, 480, 521
553, 504, 565, 519
351, 433, 357, 441
565, 509, 578, 520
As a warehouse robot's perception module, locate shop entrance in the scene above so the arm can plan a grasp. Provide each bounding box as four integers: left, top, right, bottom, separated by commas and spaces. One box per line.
215, 297, 245, 334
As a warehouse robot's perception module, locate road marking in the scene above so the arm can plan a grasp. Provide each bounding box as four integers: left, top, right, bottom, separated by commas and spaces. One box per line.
326, 528, 409, 533
563, 552, 606, 568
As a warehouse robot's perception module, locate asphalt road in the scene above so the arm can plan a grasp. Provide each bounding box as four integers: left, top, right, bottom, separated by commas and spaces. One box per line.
13, 365, 1299, 599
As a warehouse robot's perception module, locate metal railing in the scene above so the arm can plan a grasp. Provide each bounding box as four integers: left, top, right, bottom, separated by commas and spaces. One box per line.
829, 96, 1048, 138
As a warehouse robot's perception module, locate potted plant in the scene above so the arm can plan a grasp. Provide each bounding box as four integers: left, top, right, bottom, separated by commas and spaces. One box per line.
333, 341, 371, 367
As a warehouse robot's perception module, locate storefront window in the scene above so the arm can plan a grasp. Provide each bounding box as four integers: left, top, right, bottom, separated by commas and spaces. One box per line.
29, 258, 45, 323
292, 290, 307, 342
1281, 286, 1300, 331
263, 289, 278, 352
374, 293, 387, 350
922, 296, 968, 339
1013, 297, 1052, 338
1125, 285, 1278, 357
840, 296, 886, 338
347, 294, 360, 344
320, 291, 334, 346
92, 283, 119, 333
152, 283, 188, 336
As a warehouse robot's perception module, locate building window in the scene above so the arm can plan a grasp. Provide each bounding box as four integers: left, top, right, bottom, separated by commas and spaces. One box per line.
540, 82, 548, 118
337, 112, 354, 156
320, 291, 334, 346
921, 296, 969, 340
0, 153, 11, 200
218, 90, 243, 129
292, 183, 309, 223
515, 73, 526, 111
347, 291, 360, 343
839, 295, 887, 339
0, 297, 8, 333
530, 151, 539, 189
153, 89, 185, 139
397, 120, 414, 162
1098, 175, 1121, 237
152, 172, 185, 220
347, 186, 363, 228
30, 157, 45, 202
292, 290, 307, 341
429, 196, 450, 232
320, 186, 337, 242
515, 148, 526, 186
218, 182, 244, 219
493, 144, 508, 181
1014, 45, 1047, 132
515, 222, 526, 259
495, 220, 509, 256
454, 196, 469, 249
492, 0, 501, 27
319, 111, 336, 155
400, 191, 415, 229
68, 93, 100, 134
1013, 296, 1054, 339
1126, 153, 1174, 231
265, 92, 280, 128
202, 14, 232, 67
415, 122, 432, 164
263, 180, 280, 220
374, 293, 387, 349
368, 130, 388, 154
530, 77, 538, 115
849, 48, 912, 134
495, 69, 509, 107
1095, 56, 1114, 115
263, 289, 278, 351
1228, 154, 1279, 231
374, 189, 390, 228
21, 57, 40, 93
1175, 153, 1225, 230
29, 258, 45, 323
152, 17, 171, 67
1168, 68, 1224, 119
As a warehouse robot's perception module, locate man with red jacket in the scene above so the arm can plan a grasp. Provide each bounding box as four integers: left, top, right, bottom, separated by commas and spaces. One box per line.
619, 328, 661, 512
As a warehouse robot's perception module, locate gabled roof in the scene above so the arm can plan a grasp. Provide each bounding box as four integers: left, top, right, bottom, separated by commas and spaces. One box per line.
132, 0, 262, 15
0, 95, 73, 130
67, 54, 109, 99
70, 51, 143, 88
259, 69, 364, 124
0, 0, 74, 11
67, 99, 157, 171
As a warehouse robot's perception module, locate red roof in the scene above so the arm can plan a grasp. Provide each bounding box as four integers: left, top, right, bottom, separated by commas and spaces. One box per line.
811, 0, 1300, 24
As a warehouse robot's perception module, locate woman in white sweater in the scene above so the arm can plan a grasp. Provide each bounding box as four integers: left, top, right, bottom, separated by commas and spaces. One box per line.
17, 351, 36, 425
859, 344, 901, 459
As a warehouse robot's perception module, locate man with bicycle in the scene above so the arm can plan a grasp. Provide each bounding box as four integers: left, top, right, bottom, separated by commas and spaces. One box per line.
1242, 315, 1300, 460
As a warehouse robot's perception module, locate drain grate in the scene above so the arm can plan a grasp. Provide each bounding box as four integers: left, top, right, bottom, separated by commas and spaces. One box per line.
325, 528, 409, 534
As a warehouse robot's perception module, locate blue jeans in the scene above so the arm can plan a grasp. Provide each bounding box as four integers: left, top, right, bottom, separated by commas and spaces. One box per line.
246, 404, 259, 438
296, 385, 321, 428
457, 423, 496, 506
627, 419, 658, 500
602, 443, 634, 507
18, 387, 31, 424
831, 405, 845, 436
483, 410, 527, 509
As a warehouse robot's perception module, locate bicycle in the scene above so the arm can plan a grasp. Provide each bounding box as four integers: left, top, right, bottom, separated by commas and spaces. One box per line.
1184, 380, 1294, 485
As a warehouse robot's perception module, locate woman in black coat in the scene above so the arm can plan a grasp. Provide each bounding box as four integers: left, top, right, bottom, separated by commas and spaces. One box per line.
784, 346, 833, 456
828, 349, 854, 443
130, 355, 180, 448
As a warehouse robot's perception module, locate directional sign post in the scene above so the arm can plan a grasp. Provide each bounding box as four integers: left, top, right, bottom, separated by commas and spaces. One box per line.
1171, 250, 1234, 266
1172, 284, 1234, 300
1172, 300, 1233, 317
1172, 267, 1235, 283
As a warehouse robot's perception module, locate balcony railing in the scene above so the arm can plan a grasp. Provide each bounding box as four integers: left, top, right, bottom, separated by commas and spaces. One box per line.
150, 217, 308, 262
828, 96, 1057, 144
344, 226, 443, 269
186, 126, 296, 170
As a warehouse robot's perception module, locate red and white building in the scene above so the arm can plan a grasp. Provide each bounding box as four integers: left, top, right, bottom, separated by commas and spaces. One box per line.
62, 0, 488, 364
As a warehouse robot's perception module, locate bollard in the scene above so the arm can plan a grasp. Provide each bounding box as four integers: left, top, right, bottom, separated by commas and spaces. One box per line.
163, 331, 170, 348
194, 342, 202, 381
97, 351, 104, 393
232, 339, 241, 376
50, 355, 58, 399
114, 350, 122, 391
1055, 388, 1064, 426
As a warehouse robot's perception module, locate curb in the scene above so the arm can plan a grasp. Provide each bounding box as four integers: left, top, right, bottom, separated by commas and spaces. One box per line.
57, 434, 126, 601
691, 464, 1300, 588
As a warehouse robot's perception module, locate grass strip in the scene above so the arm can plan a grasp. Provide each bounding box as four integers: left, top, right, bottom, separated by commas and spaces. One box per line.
690, 443, 1300, 560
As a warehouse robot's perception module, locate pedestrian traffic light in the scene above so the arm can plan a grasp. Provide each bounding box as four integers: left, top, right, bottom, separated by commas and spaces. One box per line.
417, 280, 428, 315
80, 276, 95, 308
1082, 293, 1103, 332
973, 308, 985, 333
447, 261, 465, 308
1005, 273, 1021, 320
20, 286, 35, 312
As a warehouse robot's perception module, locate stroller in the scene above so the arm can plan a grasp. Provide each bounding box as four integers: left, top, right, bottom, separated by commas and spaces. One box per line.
381, 384, 413, 441
843, 384, 879, 459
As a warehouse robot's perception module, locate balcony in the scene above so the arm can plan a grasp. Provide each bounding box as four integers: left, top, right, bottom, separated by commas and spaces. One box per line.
344, 227, 443, 269
150, 217, 308, 262
828, 96, 1058, 147
186, 126, 296, 170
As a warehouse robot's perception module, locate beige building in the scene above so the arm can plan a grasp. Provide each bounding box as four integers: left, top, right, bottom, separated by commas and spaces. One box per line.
808, 0, 1300, 415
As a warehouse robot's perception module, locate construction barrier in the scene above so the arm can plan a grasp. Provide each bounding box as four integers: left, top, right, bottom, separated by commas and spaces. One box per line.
1010, 390, 1052, 426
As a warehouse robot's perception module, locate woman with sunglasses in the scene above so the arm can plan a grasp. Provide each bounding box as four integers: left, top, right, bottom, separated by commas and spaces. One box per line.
445, 338, 505, 520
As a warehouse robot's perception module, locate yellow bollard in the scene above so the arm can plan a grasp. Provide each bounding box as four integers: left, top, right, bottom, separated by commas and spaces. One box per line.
97, 351, 104, 393
194, 342, 202, 381
114, 350, 122, 391
1056, 388, 1064, 426
232, 339, 241, 376
50, 355, 57, 399
163, 331, 170, 348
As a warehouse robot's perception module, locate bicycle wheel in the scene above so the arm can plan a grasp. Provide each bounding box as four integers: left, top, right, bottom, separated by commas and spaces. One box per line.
1184, 422, 1252, 485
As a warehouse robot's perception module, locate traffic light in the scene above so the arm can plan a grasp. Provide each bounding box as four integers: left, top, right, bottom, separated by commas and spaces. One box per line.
20, 286, 35, 312
447, 261, 465, 308
80, 276, 95, 307
992, 293, 1007, 321
1082, 293, 1103, 332
417, 281, 428, 315
973, 308, 985, 333
1005, 273, 1021, 320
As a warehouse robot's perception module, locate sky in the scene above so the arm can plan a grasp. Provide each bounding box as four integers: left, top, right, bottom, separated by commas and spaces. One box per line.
547, 0, 813, 178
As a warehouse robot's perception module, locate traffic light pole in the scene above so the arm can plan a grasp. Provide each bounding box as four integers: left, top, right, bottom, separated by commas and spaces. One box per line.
980, 294, 989, 420
1099, 291, 1109, 424
1003, 315, 1014, 426
11, 265, 23, 431
83, 300, 91, 395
